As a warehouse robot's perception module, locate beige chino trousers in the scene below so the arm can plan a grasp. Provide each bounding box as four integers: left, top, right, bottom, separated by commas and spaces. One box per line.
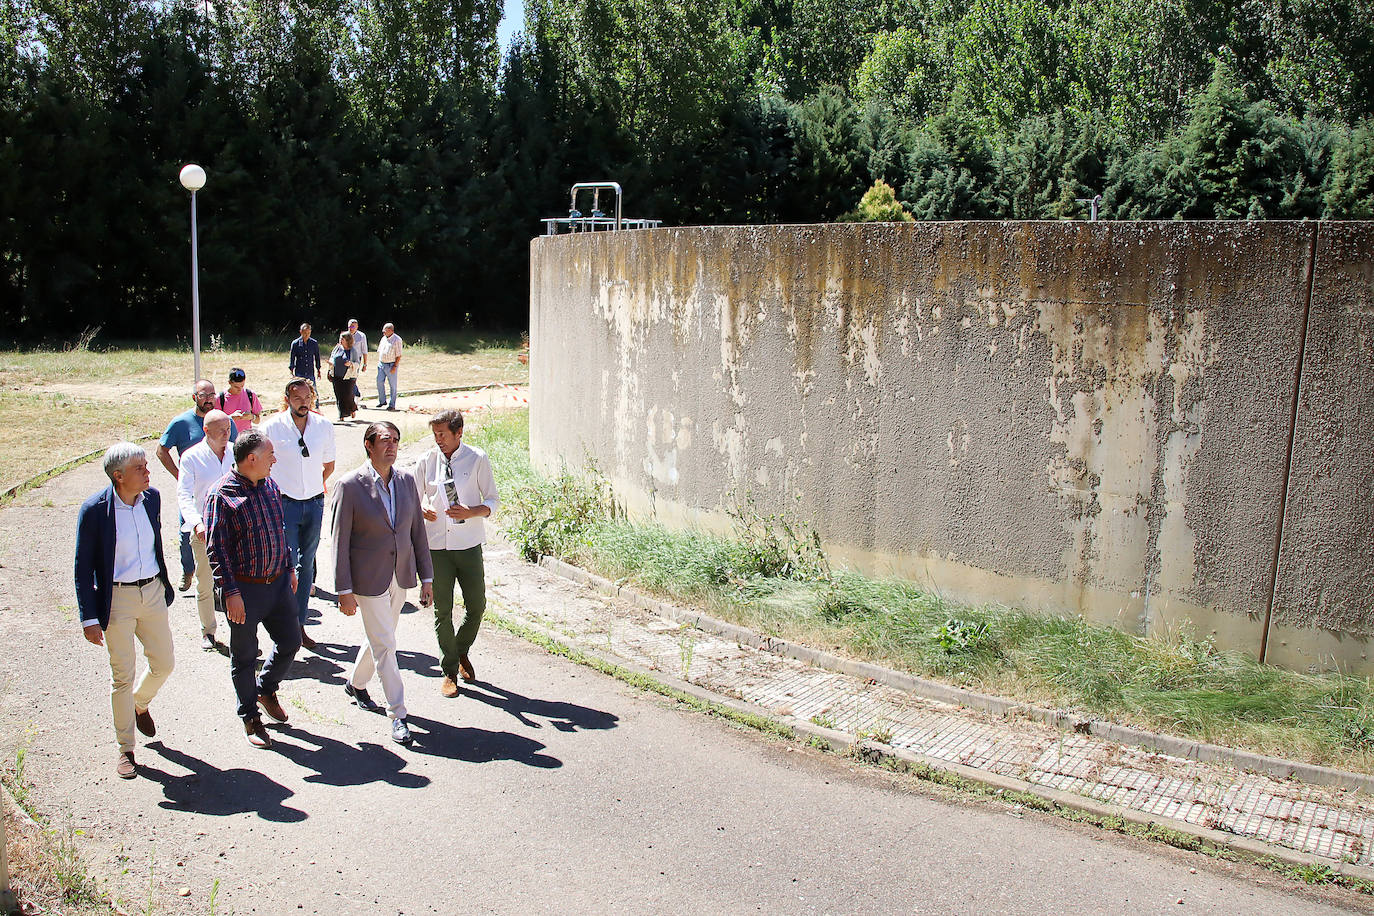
106, 581, 175, 753
348, 576, 407, 720
191, 535, 217, 637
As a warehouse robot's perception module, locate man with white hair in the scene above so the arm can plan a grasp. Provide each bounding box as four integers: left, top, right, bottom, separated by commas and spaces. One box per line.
75, 442, 177, 779
176, 409, 236, 651
375, 322, 402, 410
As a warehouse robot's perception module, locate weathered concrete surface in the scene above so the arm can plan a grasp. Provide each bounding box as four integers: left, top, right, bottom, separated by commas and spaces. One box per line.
529, 222, 1374, 671
1270, 223, 1374, 671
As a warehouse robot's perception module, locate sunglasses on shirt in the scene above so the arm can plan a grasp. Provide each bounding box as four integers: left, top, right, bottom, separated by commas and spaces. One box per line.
298, 435, 309, 457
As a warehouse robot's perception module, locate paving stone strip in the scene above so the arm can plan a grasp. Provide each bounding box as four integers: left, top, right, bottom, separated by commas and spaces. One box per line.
483, 545, 1374, 873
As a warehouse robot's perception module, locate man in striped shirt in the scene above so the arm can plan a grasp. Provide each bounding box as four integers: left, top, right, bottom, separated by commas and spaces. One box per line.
205, 429, 301, 749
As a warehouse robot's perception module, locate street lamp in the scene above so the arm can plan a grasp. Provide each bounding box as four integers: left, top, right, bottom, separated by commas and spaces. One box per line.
179, 163, 206, 382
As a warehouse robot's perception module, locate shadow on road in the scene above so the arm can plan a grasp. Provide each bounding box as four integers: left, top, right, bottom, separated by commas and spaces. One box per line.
403, 715, 562, 768
397, 649, 442, 679
271, 727, 430, 789
461, 681, 620, 734
142, 742, 307, 823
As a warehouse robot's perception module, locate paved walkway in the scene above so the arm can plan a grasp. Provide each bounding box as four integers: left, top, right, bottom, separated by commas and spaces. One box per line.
485, 549, 1374, 877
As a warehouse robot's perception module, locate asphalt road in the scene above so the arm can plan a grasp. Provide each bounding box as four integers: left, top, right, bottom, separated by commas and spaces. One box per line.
0, 403, 1361, 914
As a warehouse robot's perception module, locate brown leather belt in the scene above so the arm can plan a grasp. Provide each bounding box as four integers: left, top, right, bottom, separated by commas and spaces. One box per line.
235, 572, 284, 585
115, 575, 158, 588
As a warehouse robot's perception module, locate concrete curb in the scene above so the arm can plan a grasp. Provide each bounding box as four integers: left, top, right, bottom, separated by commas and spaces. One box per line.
489, 597, 1374, 884
537, 554, 1374, 796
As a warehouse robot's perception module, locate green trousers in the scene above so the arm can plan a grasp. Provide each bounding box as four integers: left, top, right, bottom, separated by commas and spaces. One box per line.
431, 544, 486, 678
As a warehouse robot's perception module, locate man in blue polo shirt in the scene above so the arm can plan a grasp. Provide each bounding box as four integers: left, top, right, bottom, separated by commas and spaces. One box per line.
156, 379, 238, 591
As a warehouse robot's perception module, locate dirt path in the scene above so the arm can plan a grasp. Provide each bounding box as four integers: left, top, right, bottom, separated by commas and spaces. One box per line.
0, 412, 1362, 914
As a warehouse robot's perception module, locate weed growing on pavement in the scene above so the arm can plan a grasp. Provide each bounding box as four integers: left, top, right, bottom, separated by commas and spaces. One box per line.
474, 409, 1374, 774
810, 713, 837, 729
678, 627, 698, 680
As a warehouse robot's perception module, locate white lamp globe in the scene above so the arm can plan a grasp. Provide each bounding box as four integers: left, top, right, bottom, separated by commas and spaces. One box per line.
179, 163, 206, 192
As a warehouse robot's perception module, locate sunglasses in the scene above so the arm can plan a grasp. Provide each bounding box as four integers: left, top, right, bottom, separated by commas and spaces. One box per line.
229, 369, 246, 381
297, 435, 309, 458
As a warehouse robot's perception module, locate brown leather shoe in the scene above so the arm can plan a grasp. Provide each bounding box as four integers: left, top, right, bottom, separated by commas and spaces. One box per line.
299, 624, 317, 650
257, 692, 289, 723
115, 751, 136, 779
245, 717, 272, 748
179, 572, 194, 592
441, 675, 459, 698
458, 654, 476, 683
134, 707, 156, 737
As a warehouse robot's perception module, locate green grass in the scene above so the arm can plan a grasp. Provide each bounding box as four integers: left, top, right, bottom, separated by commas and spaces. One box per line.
468, 409, 1374, 774
0, 331, 526, 491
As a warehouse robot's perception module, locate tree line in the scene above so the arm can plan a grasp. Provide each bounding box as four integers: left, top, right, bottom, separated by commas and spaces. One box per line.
2, 0, 1371, 339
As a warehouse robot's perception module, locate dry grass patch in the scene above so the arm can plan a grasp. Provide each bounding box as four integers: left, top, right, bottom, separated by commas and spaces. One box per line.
0, 331, 525, 492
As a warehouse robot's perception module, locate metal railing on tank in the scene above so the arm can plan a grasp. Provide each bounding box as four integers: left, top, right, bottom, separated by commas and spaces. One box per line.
541, 181, 662, 235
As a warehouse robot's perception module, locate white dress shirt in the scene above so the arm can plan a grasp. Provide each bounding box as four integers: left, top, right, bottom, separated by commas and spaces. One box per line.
112, 492, 160, 583
377, 333, 403, 364
176, 438, 235, 532
350, 329, 368, 364
413, 443, 501, 551
262, 409, 336, 499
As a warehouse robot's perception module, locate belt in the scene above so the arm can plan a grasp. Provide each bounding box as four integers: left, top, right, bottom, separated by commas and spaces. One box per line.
235, 571, 285, 585
115, 575, 158, 588
281, 493, 324, 502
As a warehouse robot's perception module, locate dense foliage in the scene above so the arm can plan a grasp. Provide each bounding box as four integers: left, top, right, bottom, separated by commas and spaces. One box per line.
2, 0, 1371, 338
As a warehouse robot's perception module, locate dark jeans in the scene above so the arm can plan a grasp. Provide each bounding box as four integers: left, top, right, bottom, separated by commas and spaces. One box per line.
282, 494, 323, 626
432, 545, 486, 678
178, 513, 194, 576
228, 572, 301, 720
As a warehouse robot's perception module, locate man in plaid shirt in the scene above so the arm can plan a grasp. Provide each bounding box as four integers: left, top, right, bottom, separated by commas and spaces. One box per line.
205, 429, 301, 748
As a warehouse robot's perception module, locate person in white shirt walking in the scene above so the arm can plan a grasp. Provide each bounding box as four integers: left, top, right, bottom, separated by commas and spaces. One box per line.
175, 409, 235, 651
261, 378, 336, 648
375, 322, 403, 410
414, 410, 500, 696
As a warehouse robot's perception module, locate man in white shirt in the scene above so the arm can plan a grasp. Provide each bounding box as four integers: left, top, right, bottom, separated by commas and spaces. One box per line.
414, 410, 500, 696
347, 318, 368, 403
75, 442, 177, 778
175, 409, 235, 651
375, 322, 403, 410
261, 378, 336, 648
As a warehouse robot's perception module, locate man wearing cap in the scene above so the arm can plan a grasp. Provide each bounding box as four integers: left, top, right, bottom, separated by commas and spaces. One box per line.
176, 409, 235, 651
217, 367, 262, 434
75, 442, 177, 778
262, 378, 335, 648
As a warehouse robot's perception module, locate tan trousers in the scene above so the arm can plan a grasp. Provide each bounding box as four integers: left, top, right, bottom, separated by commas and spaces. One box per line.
349, 576, 407, 720
191, 535, 217, 637
106, 581, 175, 753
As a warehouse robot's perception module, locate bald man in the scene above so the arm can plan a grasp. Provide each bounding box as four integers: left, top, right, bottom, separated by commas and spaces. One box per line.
175, 409, 236, 650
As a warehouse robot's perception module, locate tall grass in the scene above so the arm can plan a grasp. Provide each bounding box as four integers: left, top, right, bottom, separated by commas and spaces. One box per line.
473, 409, 1374, 772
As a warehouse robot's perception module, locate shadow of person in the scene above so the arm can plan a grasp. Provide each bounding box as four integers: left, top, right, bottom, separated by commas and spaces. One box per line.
269, 726, 430, 788
396, 649, 442, 679
461, 682, 620, 733
403, 715, 562, 769
141, 742, 307, 823
281, 652, 348, 685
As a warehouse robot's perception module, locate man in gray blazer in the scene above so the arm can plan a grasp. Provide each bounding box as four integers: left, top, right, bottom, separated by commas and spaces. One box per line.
331, 421, 433, 744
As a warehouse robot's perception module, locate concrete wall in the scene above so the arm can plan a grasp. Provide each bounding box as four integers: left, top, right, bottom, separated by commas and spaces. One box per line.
529, 222, 1374, 673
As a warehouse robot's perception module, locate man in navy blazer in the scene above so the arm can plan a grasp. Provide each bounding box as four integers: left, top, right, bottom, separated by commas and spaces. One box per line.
75, 442, 177, 779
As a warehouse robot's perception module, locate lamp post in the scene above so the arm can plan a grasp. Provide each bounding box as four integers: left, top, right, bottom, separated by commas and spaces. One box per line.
179, 163, 206, 382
